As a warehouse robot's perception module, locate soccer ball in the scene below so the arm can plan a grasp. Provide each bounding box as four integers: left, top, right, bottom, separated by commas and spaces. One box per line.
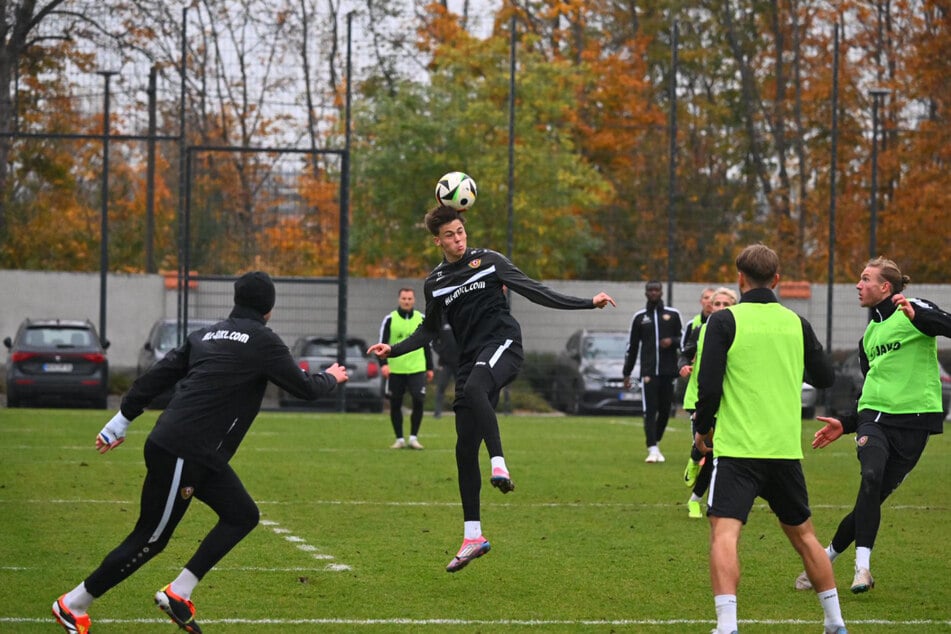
435, 171, 478, 210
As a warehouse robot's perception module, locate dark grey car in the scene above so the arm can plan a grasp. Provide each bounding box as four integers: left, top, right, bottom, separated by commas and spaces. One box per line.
279, 336, 384, 412
550, 329, 643, 415
4, 318, 109, 408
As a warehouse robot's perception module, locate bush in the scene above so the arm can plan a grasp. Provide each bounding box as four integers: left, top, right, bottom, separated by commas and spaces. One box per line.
519, 351, 559, 405
108, 369, 136, 395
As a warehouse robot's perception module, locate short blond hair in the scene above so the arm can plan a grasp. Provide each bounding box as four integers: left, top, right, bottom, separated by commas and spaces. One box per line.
712, 286, 738, 305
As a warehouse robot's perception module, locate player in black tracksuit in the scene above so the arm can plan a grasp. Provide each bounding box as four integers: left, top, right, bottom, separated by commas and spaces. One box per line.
622, 281, 684, 462
368, 205, 616, 573
52, 272, 347, 634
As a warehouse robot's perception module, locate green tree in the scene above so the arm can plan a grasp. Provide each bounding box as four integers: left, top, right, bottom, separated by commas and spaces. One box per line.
350, 12, 607, 279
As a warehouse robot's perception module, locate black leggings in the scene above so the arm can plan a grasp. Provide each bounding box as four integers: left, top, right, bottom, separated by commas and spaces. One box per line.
84, 440, 259, 597
830, 421, 930, 553
453, 341, 522, 522
642, 376, 674, 447
386, 372, 426, 438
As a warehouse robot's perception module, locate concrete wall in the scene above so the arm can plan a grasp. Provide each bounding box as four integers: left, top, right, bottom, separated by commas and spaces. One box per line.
2, 269, 949, 373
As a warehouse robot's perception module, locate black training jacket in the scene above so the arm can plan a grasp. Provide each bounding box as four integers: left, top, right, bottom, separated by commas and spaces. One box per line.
622, 300, 684, 378
120, 306, 338, 470
389, 247, 595, 363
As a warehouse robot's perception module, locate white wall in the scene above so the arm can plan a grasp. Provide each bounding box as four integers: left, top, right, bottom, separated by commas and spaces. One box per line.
2, 270, 949, 372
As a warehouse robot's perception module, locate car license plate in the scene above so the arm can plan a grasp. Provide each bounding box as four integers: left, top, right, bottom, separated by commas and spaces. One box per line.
619, 391, 636, 401
43, 363, 73, 373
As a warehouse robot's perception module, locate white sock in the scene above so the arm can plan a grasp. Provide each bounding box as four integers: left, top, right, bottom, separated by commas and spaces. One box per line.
464, 521, 482, 540
825, 544, 841, 562
409, 435, 418, 442
170, 568, 200, 601
64, 582, 94, 614
648, 445, 659, 454
817, 587, 845, 629
690, 493, 703, 503
714, 594, 737, 633
490, 456, 508, 473
855, 546, 871, 570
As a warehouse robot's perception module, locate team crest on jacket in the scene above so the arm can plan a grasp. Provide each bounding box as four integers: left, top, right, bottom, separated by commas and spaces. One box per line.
856, 436, 869, 447
468, 259, 481, 268
662, 314, 671, 321
180, 487, 194, 500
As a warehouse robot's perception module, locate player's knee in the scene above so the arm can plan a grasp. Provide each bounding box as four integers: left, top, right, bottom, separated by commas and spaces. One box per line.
859, 464, 885, 492
222, 499, 260, 533
236, 503, 260, 535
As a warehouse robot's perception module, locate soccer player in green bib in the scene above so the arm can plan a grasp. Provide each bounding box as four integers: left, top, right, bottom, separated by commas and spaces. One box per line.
796, 257, 951, 595
694, 244, 844, 634
378, 288, 433, 449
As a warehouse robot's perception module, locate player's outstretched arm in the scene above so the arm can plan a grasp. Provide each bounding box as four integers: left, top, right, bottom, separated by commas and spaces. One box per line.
367, 342, 391, 359
592, 292, 616, 309
812, 416, 844, 449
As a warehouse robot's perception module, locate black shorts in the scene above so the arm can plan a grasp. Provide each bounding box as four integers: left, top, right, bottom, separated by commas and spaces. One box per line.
454, 339, 524, 404
707, 457, 811, 526
385, 371, 427, 401
854, 419, 930, 488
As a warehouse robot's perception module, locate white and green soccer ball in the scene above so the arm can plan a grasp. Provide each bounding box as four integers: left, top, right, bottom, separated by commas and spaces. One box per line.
434, 171, 478, 211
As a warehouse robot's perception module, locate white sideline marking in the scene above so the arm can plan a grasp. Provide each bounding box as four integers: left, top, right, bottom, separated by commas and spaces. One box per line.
259, 518, 352, 571
3, 617, 949, 627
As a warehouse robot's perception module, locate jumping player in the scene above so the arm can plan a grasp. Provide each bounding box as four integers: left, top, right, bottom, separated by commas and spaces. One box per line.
368, 205, 615, 572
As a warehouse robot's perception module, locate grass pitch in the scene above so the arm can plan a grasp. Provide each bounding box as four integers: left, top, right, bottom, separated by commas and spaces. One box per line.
0, 407, 949, 632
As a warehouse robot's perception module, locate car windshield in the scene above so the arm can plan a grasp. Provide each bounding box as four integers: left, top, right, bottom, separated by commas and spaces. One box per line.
582, 334, 627, 361
24, 326, 94, 348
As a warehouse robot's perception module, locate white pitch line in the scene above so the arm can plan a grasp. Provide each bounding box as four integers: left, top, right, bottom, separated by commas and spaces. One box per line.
1, 617, 948, 627
5, 498, 948, 511
259, 518, 351, 571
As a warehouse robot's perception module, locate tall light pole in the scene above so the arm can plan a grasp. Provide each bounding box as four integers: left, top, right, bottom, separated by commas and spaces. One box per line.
868, 87, 889, 260
97, 70, 117, 346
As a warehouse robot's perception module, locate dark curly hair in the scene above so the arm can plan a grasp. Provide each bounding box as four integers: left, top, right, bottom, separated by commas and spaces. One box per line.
424, 206, 466, 236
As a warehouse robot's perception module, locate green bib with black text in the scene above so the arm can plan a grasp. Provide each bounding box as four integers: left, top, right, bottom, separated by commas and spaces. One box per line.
859, 307, 941, 414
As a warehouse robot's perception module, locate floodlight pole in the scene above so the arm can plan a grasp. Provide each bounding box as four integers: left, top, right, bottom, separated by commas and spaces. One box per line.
98, 70, 117, 346
666, 20, 678, 304
868, 87, 889, 261
336, 11, 355, 413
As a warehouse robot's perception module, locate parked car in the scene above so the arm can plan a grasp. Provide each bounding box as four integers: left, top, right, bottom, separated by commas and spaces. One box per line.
278, 336, 384, 412
550, 329, 643, 415
137, 318, 220, 408
4, 318, 109, 409
827, 352, 951, 418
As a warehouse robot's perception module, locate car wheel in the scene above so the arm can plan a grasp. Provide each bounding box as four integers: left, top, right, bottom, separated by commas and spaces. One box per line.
564, 381, 583, 415
6, 392, 20, 408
